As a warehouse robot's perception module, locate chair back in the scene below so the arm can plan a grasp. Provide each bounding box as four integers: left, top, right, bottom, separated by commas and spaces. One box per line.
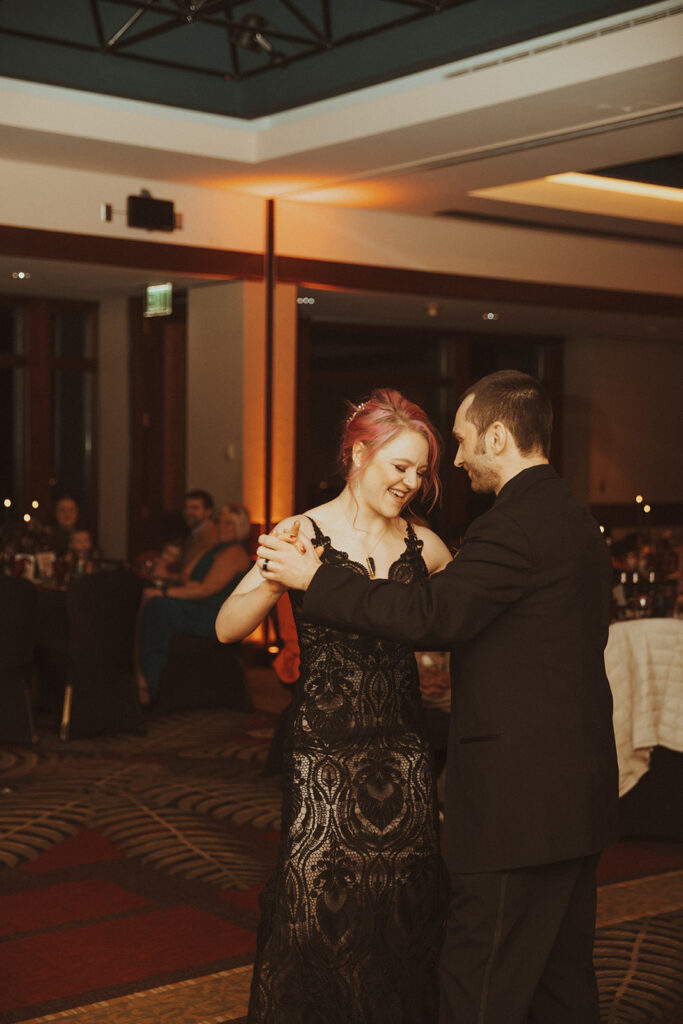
0, 576, 38, 743
67, 570, 143, 666
0, 576, 37, 673
61, 570, 145, 740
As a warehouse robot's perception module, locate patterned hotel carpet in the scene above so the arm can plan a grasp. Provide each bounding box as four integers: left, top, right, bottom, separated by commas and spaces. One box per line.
0, 708, 682, 1024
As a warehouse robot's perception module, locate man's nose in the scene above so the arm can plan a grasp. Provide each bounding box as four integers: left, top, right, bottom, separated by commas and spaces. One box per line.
454, 446, 463, 467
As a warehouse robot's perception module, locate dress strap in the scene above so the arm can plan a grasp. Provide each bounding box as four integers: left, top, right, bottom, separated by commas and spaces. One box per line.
404, 519, 421, 549
303, 515, 328, 548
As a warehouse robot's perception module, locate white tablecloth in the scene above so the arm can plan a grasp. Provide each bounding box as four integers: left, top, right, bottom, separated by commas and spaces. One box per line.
605, 618, 683, 796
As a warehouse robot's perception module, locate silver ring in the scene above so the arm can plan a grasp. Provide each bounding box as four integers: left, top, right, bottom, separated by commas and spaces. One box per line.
262, 558, 269, 572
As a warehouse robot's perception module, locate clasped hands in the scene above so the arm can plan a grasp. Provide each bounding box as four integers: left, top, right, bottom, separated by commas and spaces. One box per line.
257, 519, 321, 591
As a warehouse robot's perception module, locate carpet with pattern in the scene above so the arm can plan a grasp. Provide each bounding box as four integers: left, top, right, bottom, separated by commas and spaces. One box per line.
0, 708, 681, 1024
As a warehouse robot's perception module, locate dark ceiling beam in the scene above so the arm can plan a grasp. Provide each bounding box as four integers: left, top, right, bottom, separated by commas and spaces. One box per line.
276, 254, 683, 318
278, 0, 327, 43
2, 223, 680, 318
378, 1, 445, 9
0, 225, 264, 280
107, 15, 195, 52
89, 0, 107, 49
0, 0, 476, 86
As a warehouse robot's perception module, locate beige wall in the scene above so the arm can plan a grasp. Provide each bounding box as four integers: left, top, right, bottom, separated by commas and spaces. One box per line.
187, 282, 245, 510
563, 334, 683, 506
241, 280, 298, 527
276, 199, 683, 297
186, 279, 297, 527
1, 154, 681, 300
0, 156, 265, 253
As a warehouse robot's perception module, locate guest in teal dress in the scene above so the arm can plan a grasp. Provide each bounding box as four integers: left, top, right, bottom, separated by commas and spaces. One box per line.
136, 503, 252, 703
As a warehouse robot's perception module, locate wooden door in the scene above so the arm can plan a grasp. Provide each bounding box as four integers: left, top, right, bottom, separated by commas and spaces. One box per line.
128, 294, 187, 559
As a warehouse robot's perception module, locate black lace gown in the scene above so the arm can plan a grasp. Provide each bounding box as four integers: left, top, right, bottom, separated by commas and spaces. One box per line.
248, 518, 447, 1024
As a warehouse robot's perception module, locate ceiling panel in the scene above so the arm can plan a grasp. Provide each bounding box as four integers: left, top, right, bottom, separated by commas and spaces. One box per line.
0, 0, 665, 118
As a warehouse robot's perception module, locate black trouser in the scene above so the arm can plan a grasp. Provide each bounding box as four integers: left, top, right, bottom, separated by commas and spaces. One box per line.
439, 853, 600, 1024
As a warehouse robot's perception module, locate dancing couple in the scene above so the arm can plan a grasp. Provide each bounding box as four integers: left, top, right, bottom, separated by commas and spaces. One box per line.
217, 371, 618, 1024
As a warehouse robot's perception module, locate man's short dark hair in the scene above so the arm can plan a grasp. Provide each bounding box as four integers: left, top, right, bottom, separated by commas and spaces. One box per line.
461, 370, 552, 458
185, 489, 214, 511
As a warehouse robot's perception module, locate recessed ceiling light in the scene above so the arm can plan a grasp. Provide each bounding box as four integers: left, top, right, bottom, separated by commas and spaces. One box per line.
297, 296, 315, 305
12, 271, 31, 280
546, 173, 683, 203
482, 312, 499, 321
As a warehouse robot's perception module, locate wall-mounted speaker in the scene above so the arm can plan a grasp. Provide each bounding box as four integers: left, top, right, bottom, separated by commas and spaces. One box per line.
127, 193, 176, 232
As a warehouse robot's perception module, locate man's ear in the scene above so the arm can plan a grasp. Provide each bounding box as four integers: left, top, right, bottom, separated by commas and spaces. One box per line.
488, 421, 507, 454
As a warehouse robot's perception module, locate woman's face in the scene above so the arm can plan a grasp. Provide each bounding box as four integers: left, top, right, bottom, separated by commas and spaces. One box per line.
218, 509, 237, 542
356, 428, 429, 517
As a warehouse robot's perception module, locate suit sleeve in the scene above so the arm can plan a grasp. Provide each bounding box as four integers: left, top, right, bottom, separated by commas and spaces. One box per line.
302, 511, 532, 648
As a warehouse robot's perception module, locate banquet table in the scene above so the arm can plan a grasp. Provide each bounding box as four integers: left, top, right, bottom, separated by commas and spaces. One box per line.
605, 617, 683, 797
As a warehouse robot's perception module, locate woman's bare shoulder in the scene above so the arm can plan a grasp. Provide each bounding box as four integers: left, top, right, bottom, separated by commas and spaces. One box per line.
412, 523, 453, 574
278, 500, 339, 534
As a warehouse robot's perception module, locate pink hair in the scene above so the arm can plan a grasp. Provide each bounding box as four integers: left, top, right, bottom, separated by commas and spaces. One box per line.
338, 388, 442, 510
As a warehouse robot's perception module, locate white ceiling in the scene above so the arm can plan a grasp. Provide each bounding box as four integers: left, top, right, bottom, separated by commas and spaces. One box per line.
0, 1, 681, 323
1, 3, 681, 218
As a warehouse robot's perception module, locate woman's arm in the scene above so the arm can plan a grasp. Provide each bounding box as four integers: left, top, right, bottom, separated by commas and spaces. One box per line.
215, 561, 284, 642
165, 545, 250, 600
215, 516, 303, 643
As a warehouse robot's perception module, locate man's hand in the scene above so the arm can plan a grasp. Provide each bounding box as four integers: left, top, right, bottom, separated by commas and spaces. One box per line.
257, 524, 322, 591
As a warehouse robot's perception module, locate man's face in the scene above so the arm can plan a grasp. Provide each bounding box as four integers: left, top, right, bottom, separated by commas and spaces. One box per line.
69, 530, 91, 557
183, 498, 211, 528
56, 498, 78, 529
452, 395, 500, 494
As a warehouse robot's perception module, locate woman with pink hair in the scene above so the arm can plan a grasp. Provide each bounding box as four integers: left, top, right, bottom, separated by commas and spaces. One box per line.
217, 388, 452, 1023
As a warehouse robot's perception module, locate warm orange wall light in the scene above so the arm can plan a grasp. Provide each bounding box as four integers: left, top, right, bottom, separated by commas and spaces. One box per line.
286, 180, 400, 207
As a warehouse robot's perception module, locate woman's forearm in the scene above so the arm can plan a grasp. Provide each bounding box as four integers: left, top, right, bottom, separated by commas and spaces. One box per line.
215, 578, 283, 642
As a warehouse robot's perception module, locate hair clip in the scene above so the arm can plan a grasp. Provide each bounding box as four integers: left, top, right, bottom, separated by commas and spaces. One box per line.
346, 401, 367, 425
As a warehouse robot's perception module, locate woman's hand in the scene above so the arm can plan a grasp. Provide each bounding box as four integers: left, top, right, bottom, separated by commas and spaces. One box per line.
257, 524, 322, 591
279, 519, 307, 553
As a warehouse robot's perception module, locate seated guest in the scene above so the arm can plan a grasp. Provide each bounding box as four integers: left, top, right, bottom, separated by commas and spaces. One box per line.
68, 527, 97, 573
221, 501, 252, 546
48, 494, 82, 556
136, 503, 251, 704
180, 489, 218, 574
137, 539, 184, 583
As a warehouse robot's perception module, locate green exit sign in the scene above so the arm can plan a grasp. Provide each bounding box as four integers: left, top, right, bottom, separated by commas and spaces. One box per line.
144, 282, 173, 317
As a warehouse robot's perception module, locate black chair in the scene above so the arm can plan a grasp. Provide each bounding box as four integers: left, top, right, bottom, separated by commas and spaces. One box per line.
156, 635, 252, 714
60, 570, 145, 740
619, 747, 683, 842
34, 587, 69, 714
0, 576, 38, 744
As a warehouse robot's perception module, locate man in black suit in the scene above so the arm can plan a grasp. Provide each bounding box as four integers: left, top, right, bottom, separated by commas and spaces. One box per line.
257, 371, 619, 1024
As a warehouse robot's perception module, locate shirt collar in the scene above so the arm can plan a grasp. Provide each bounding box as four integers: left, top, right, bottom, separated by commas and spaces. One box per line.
494, 463, 556, 506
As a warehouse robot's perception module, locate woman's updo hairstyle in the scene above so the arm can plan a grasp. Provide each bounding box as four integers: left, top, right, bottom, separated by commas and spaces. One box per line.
338, 388, 441, 510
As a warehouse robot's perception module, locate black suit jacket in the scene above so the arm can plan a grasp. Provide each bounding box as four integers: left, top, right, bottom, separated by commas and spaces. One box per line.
303, 465, 619, 873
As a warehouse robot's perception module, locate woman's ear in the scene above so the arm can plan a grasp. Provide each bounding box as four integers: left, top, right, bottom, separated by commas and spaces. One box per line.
352, 440, 366, 468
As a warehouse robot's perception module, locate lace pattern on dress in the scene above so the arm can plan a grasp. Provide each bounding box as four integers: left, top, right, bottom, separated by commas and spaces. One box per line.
248, 515, 446, 1024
